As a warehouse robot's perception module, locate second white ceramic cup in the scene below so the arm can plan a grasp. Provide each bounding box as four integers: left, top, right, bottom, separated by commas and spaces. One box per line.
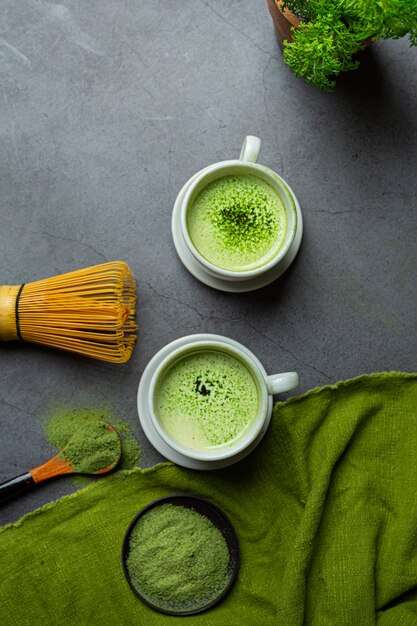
146, 335, 299, 463
180, 136, 298, 282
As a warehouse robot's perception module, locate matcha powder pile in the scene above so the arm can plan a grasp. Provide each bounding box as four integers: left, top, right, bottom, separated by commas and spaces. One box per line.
58, 421, 120, 473
126, 504, 231, 612
44, 406, 142, 475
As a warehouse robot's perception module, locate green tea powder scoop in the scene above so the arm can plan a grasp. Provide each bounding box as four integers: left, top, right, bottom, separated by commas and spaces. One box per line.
0, 420, 121, 503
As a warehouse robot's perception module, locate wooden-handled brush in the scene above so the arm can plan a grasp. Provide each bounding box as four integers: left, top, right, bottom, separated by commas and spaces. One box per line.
0, 261, 137, 363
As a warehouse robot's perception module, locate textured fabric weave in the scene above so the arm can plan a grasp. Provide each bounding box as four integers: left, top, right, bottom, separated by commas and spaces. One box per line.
1, 373, 417, 625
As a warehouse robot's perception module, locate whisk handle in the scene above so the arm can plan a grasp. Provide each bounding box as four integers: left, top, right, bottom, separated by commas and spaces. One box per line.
0, 472, 35, 504
0, 285, 20, 341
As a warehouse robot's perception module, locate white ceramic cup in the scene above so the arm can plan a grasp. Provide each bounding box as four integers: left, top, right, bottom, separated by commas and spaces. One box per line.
147, 336, 299, 463
180, 136, 298, 282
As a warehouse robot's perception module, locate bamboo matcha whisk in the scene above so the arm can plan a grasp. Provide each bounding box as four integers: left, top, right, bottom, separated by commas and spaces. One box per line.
0, 261, 137, 363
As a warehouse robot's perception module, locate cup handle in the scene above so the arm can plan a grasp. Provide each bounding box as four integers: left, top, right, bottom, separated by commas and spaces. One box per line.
239, 136, 261, 163
267, 372, 299, 395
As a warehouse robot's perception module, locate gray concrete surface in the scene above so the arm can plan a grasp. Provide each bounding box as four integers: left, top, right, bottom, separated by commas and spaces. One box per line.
1, 0, 416, 525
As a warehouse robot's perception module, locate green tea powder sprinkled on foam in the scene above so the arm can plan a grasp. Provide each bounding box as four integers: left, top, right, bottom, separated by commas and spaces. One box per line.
58, 420, 120, 473
127, 504, 230, 612
188, 174, 287, 271
155, 350, 259, 450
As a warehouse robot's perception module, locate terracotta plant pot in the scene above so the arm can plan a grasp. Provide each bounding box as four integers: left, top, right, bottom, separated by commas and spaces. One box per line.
267, 0, 300, 49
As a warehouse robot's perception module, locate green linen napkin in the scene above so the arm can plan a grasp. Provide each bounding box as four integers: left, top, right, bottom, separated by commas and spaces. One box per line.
1, 373, 417, 626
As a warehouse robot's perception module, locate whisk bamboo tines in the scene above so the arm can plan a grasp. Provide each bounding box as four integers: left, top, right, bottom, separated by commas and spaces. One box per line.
0, 261, 137, 363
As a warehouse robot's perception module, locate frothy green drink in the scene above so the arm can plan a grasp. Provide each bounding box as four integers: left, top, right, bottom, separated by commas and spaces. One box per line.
187, 174, 287, 272
155, 350, 259, 450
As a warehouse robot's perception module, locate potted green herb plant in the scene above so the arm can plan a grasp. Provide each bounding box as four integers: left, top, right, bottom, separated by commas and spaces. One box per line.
267, 0, 417, 91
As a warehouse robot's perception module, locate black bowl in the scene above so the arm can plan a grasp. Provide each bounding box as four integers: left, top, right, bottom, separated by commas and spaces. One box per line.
121, 494, 240, 616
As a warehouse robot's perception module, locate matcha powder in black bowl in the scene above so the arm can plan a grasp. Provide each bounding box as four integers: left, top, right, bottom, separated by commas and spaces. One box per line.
122, 495, 239, 616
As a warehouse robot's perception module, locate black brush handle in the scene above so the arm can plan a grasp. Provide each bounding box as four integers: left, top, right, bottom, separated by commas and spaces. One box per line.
0, 472, 35, 503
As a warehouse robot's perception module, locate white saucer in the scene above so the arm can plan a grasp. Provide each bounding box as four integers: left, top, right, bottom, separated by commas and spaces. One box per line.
171, 166, 303, 293
137, 334, 273, 470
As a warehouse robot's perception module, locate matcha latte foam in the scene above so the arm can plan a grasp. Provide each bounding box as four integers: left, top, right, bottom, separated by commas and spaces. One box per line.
155, 350, 259, 450
187, 174, 287, 271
